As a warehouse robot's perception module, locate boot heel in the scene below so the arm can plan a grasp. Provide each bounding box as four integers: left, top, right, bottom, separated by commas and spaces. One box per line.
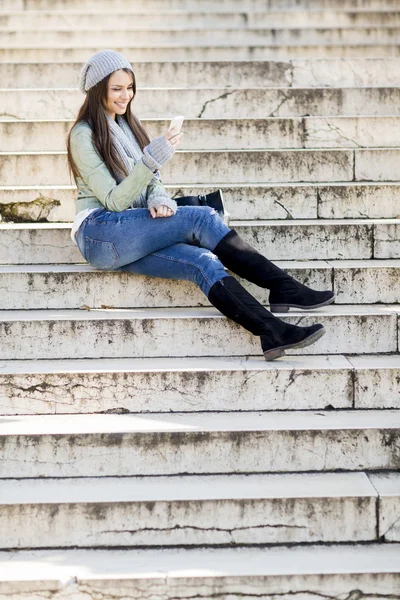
263, 347, 285, 361
270, 304, 289, 313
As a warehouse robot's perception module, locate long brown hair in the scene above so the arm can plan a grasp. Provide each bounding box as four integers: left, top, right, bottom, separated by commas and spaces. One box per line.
66, 68, 151, 186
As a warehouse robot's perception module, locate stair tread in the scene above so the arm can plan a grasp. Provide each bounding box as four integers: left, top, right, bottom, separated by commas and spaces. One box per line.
0, 544, 399, 579
2, 259, 400, 274
1, 409, 399, 435
0, 304, 398, 320
0, 354, 398, 375
0, 472, 379, 504
1, 218, 399, 229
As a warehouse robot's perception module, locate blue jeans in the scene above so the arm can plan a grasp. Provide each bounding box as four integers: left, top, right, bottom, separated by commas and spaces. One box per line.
75, 206, 231, 296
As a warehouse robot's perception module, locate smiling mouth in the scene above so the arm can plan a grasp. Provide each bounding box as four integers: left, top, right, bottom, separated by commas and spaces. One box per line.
116, 103, 127, 108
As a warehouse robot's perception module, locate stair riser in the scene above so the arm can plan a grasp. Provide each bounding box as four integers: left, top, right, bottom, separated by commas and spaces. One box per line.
0, 266, 330, 309
2, 45, 400, 62
2, 184, 398, 222
3, 149, 400, 186
2, 222, 399, 263
2, 11, 400, 29
1, 429, 398, 477
1, 58, 400, 89
2, 0, 399, 11
0, 312, 397, 360
0, 571, 398, 600
379, 497, 400, 541
354, 367, 400, 410
0, 497, 376, 549
0, 363, 354, 415
1, 358, 399, 415
1, 265, 400, 309
1, 570, 398, 600
2, 88, 398, 120
3, 117, 400, 152
3, 27, 400, 47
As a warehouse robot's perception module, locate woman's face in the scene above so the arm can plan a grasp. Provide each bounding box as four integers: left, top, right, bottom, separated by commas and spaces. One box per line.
104, 69, 134, 119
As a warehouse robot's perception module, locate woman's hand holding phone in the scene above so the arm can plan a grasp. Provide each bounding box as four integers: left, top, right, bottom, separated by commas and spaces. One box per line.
165, 115, 184, 149
165, 126, 182, 149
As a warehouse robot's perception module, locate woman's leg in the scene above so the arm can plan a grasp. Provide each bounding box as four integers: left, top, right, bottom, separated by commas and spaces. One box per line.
212, 229, 335, 313
120, 243, 325, 361
76, 206, 230, 271
120, 242, 228, 297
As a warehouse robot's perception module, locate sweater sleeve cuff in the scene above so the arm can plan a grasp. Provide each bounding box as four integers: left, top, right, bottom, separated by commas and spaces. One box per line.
142, 150, 162, 173
147, 194, 178, 214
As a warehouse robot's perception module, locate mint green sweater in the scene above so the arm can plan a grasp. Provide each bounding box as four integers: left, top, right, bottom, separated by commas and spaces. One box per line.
70, 120, 173, 215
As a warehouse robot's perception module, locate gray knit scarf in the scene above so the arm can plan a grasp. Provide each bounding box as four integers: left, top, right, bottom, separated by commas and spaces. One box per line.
105, 112, 159, 207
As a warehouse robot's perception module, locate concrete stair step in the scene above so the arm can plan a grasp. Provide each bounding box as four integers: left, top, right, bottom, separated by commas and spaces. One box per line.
0, 472, 383, 548
0, 354, 399, 415
3, 27, 400, 47
0, 305, 398, 359
4, 148, 400, 186
1, 0, 398, 10
1, 409, 399, 477
372, 472, 400, 542
1, 260, 399, 309
0, 543, 399, 598
2, 183, 399, 222
1, 219, 399, 263
1, 58, 399, 88
2, 10, 400, 29
3, 87, 399, 120
2, 44, 400, 62
4, 116, 400, 152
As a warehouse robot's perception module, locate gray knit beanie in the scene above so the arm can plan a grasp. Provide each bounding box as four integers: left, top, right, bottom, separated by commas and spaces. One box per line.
78, 49, 134, 94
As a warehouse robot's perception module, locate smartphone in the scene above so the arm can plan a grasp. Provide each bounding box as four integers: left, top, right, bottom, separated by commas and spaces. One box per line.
168, 115, 184, 133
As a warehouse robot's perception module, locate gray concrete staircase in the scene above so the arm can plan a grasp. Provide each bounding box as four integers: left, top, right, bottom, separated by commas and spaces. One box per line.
0, 0, 399, 598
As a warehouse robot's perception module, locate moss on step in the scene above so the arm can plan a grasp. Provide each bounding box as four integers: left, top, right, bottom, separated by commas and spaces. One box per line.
0, 194, 60, 222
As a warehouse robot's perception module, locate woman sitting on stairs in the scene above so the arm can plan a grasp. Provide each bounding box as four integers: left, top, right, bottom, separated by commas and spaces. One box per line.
66, 49, 335, 361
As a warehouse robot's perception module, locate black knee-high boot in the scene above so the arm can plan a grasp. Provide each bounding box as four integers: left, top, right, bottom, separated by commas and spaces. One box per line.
212, 230, 335, 313
208, 276, 325, 361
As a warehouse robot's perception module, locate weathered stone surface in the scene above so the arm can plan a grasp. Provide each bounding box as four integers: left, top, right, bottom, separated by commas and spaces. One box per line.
2, 26, 399, 47
330, 259, 400, 304
5, 116, 400, 153
3, 182, 399, 223
0, 224, 82, 264
0, 261, 332, 309
0, 410, 399, 478
0, 186, 75, 222
4, 0, 400, 9
0, 473, 377, 548
374, 221, 400, 258
1, 10, 399, 29
0, 220, 384, 264
304, 116, 400, 148
317, 182, 400, 219
1, 260, 400, 309
3, 87, 399, 120
238, 220, 374, 260
369, 473, 400, 542
0, 544, 399, 600
356, 148, 400, 181
2, 118, 307, 152
2, 44, 400, 62
351, 355, 400, 409
0, 355, 353, 415
0, 148, 355, 185
0, 305, 397, 360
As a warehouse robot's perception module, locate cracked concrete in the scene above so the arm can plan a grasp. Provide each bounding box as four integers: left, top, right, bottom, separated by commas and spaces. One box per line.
197, 89, 239, 118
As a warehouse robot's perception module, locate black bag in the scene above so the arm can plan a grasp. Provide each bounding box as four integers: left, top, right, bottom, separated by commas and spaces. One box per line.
175, 189, 230, 225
